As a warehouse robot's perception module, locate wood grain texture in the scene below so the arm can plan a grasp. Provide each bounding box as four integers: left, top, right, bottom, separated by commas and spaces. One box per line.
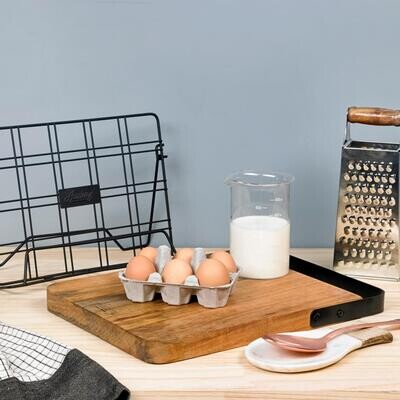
347, 107, 400, 126
1, 248, 400, 399
348, 328, 393, 348
47, 268, 360, 363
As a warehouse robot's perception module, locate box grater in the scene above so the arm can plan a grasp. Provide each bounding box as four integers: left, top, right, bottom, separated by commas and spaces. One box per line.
334, 107, 400, 281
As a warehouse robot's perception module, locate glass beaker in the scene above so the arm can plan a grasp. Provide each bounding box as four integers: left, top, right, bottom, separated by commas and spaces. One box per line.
225, 171, 294, 279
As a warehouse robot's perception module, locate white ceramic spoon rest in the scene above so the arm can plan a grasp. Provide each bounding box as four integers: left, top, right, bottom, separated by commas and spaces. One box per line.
245, 327, 392, 373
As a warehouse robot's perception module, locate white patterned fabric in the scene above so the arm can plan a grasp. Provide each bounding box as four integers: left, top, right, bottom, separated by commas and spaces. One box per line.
0, 322, 70, 382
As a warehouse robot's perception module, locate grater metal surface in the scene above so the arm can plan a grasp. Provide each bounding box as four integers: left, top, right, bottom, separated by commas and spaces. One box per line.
334, 107, 400, 281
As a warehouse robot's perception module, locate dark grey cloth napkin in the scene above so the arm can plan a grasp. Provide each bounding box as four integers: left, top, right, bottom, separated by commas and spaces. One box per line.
0, 323, 130, 400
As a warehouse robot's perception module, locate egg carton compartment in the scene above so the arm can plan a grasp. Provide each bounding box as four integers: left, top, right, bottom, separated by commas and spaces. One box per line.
119, 246, 240, 308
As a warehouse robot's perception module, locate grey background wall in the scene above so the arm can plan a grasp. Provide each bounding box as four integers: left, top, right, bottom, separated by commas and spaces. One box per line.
1, 0, 400, 248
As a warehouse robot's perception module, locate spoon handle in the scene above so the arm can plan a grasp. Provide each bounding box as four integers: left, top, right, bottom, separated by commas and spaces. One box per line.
324, 318, 400, 341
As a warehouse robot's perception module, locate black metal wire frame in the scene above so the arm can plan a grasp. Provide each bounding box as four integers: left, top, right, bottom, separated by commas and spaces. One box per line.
0, 112, 174, 288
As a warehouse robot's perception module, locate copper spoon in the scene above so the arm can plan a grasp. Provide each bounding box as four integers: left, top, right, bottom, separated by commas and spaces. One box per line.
263, 318, 400, 353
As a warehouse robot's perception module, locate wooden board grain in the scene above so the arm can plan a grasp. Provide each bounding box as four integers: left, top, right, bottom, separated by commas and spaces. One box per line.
47, 270, 361, 364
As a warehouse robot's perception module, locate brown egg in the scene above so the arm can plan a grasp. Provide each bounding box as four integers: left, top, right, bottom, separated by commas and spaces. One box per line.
125, 255, 156, 281
210, 251, 237, 273
196, 259, 230, 287
162, 259, 193, 284
139, 246, 158, 263
174, 248, 194, 263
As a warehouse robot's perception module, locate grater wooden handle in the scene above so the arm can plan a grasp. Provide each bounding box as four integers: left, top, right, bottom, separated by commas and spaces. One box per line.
348, 107, 400, 126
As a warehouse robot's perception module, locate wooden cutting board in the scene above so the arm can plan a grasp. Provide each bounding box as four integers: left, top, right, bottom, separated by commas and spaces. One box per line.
47, 270, 361, 364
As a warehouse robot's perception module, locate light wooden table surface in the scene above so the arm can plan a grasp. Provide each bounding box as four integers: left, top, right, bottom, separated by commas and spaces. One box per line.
1, 248, 399, 400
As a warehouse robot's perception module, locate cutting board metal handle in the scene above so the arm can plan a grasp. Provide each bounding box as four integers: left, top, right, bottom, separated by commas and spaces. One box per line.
347, 107, 400, 126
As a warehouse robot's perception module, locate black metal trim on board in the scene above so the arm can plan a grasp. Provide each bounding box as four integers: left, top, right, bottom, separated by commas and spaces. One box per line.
289, 255, 385, 327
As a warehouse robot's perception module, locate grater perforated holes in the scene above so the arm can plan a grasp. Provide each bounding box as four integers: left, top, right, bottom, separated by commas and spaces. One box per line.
336, 153, 398, 278
368, 250, 375, 259
364, 239, 371, 248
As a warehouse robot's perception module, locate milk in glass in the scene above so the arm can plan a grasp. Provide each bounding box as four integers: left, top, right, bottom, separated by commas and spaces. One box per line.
225, 171, 293, 280
230, 215, 290, 279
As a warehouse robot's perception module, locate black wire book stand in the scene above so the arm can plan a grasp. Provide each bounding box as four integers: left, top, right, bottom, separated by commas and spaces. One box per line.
0, 113, 174, 288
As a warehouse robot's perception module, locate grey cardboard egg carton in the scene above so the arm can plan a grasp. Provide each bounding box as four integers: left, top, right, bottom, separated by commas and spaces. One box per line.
119, 245, 240, 308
